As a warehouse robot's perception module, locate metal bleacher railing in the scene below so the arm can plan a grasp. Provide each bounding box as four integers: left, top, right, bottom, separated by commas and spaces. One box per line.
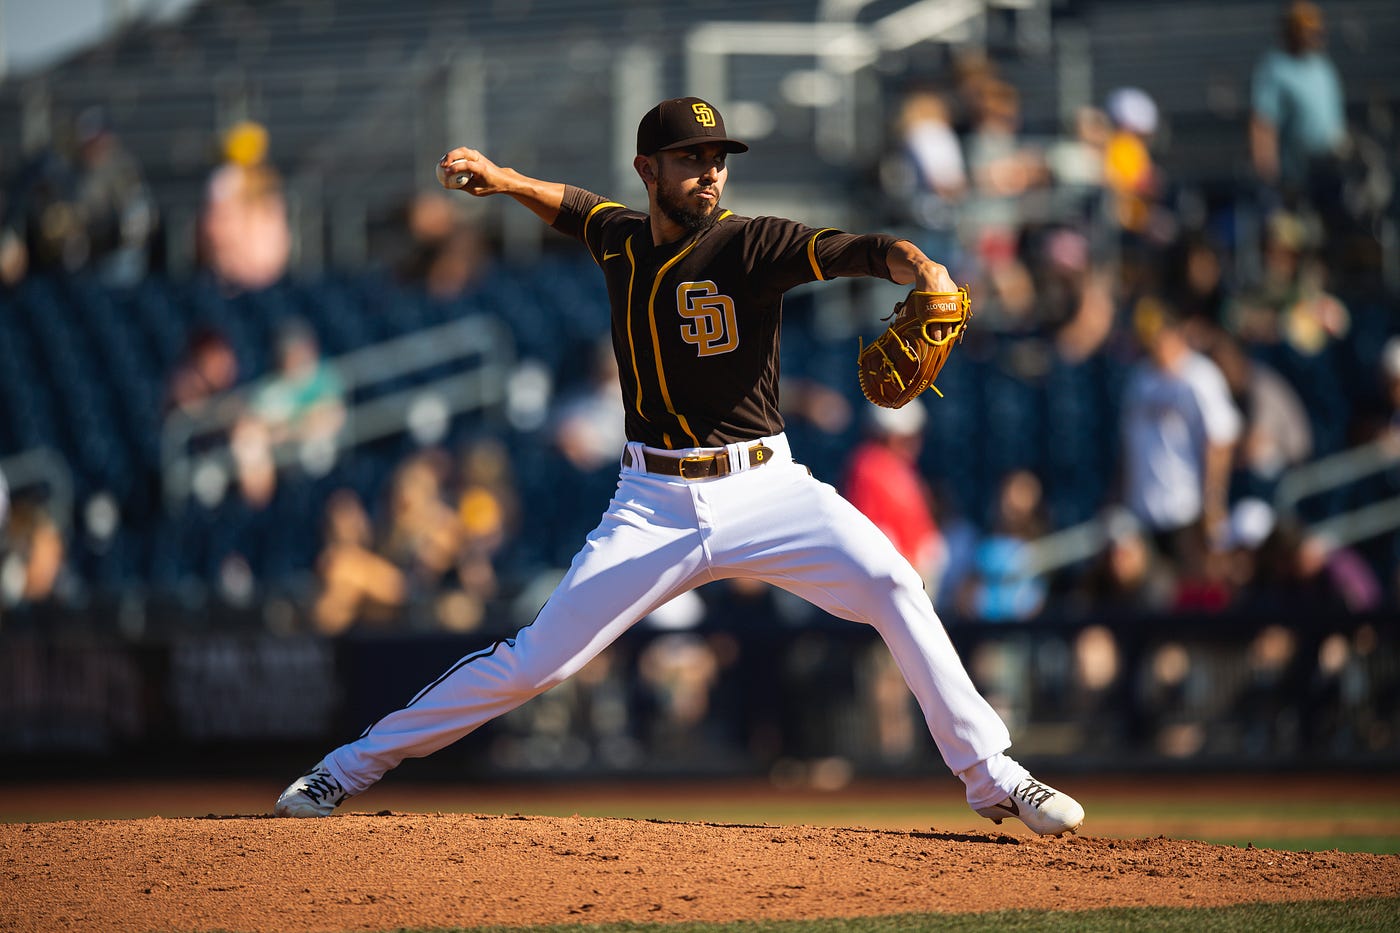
1024, 432, 1400, 579
1275, 433, 1400, 549
159, 313, 515, 510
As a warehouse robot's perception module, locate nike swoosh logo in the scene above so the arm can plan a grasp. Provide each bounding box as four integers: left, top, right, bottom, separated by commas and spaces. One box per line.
603, 251, 622, 261
993, 799, 1020, 816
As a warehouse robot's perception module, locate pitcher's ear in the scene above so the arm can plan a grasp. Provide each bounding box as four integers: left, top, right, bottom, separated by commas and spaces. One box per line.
634, 154, 655, 186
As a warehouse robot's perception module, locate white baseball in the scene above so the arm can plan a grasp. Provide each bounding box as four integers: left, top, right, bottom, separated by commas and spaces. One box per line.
436, 159, 472, 189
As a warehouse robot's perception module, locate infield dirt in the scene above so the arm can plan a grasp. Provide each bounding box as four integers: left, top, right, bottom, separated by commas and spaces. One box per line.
5, 809, 1399, 933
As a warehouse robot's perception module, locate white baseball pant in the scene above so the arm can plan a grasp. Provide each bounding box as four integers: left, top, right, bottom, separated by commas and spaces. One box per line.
321, 433, 1025, 808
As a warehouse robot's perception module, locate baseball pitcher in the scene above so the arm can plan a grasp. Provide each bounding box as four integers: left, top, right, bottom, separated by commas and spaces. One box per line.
275, 97, 1084, 836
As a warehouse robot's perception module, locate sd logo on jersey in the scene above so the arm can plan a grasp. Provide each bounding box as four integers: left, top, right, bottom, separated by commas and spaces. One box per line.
676, 281, 738, 356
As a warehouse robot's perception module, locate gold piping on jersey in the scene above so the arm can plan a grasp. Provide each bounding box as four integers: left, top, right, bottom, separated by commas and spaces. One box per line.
806, 228, 837, 281
622, 235, 648, 421
646, 239, 704, 446
583, 201, 626, 263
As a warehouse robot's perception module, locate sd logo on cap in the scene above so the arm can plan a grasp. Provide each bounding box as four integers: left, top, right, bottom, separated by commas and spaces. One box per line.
636, 97, 749, 155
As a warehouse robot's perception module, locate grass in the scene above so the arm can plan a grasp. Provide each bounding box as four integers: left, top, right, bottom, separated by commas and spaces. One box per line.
1207, 835, 1400, 855
361, 896, 1400, 932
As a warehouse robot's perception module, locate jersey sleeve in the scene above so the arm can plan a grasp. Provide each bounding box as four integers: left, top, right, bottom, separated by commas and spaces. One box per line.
551, 185, 636, 264
744, 217, 902, 298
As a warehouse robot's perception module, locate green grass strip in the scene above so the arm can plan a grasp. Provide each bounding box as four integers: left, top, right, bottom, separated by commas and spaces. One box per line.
388, 896, 1400, 933
1206, 835, 1400, 855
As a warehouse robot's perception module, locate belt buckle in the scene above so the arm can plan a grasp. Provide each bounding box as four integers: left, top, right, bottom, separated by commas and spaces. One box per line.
678, 454, 716, 480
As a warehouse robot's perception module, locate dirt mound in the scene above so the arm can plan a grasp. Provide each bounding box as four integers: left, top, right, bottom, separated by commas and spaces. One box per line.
5, 811, 1397, 932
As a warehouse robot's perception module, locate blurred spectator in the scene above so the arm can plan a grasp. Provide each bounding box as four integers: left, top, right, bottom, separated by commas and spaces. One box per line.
199, 120, 291, 292
779, 377, 853, 438
974, 247, 1039, 334
842, 400, 945, 594
2, 141, 75, 281
963, 78, 1047, 267
551, 340, 626, 473
897, 89, 969, 202
70, 108, 157, 286
1166, 232, 1231, 329
394, 191, 491, 299
0, 107, 156, 286
1228, 210, 1350, 356
1046, 106, 1110, 222
231, 319, 345, 508
1250, 2, 1347, 219
452, 436, 519, 612
1171, 520, 1234, 613
0, 144, 24, 284
0, 498, 66, 610
312, 488, 406, 635
1120, 300, 1243, 559
1339, 336, 1400, 447
0, 227, 23, 286
1249, 516, 1383, 614
948, 51, 997, 132
1103, 87, 1171, 245
1218, 497, 1277, 598
381, 449, 478, 630
637, 631, 725, 754
859, 640, 921, 764
1374, 337, 1400, 439
1071, 511, 1177, 616
1037, 227, 1116, 363
931, 485, 981, 612
883, 88, 967, 257
958, 468, 1048, 622
164, 325, 240, 417
0, 111, 155, 283
1206, 330, 1313, 499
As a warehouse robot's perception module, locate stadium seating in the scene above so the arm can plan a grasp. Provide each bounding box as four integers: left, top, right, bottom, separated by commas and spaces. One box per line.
1, 0, 1397, 610
3, 257, 1387, 601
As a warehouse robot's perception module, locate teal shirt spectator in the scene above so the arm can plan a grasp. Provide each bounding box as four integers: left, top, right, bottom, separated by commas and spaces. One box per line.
252, 362, 344, 429
971, 534, 1046, 623
1251, 49, 1345, 184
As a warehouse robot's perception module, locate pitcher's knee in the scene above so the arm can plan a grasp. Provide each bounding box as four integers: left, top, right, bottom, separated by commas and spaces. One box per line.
874, 561, 927, 599
848, 562, 928, 616
509, 651, 580, 696
471, 642, 572, 702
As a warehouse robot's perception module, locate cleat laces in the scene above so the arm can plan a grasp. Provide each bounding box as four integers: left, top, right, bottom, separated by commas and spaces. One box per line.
299, 769, 344, 803
1015, 778, 1056, 810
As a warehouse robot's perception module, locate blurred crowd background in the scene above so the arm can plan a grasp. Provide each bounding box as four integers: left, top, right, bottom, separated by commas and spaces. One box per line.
1, 0, 1398, 780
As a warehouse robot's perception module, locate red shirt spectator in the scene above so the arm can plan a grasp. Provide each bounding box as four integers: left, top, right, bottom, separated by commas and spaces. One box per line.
843, 402, 944, 590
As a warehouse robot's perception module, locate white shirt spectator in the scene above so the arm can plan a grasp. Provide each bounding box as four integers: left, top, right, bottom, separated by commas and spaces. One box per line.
1122, 350, 1242, 531
906, 119, 968, 196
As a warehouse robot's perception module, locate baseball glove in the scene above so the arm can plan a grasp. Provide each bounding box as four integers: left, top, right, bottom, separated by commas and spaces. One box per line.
857, 286, 971, 408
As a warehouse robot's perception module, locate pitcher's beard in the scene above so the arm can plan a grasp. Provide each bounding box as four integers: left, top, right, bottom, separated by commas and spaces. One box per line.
658, 186, 720, 235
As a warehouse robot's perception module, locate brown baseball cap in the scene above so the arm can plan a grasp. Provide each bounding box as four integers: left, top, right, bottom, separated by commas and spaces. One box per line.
636, 97, 749, 156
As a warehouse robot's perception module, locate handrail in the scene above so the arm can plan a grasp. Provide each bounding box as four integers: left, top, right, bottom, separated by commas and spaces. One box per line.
1022, 506, 1127, 578
160, 314, 515, 508
1310, 493, 1400, 550
1023, 431, 1400, 580
1273, 433, 1400, 516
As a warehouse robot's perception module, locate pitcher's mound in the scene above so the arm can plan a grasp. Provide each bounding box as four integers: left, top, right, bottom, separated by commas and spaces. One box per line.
5, 811, 1398, 932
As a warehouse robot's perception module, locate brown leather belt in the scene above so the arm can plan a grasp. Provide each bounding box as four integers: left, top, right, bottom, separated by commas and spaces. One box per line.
640, 443, 775, 480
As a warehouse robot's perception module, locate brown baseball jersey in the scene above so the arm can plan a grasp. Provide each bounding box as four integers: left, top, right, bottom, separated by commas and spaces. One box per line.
553, 185, 903, 449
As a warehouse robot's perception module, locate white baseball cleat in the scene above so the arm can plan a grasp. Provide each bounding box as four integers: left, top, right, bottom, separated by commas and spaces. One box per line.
274, 760, 351, 818
975, 776, 1085, 837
